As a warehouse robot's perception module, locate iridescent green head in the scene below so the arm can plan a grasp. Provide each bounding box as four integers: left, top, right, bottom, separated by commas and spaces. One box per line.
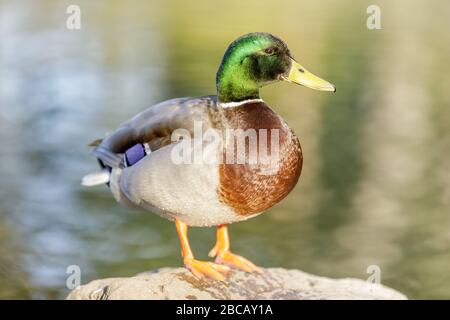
216, 32, 335, 103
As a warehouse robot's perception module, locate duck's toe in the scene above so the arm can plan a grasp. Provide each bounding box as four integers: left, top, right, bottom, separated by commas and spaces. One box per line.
214, 250, 264, 274
184, 258, 230, 281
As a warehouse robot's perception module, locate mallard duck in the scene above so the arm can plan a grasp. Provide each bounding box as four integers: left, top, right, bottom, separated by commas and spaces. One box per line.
82, 32, 335, 281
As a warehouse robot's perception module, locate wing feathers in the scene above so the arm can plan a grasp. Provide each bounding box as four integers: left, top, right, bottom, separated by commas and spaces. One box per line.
91, 146, 123, 168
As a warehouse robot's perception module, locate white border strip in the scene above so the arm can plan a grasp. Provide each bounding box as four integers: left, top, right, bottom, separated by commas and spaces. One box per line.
219, 98, 264, 108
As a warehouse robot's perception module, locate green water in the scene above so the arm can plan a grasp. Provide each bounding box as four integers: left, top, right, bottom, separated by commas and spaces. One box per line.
0, 0, 449, 299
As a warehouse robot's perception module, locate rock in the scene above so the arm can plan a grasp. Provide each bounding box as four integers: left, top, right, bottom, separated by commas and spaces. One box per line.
67, 268, 407, 300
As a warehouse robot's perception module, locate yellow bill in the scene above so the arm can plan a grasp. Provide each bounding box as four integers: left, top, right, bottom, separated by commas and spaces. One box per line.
282, 58, 336, 92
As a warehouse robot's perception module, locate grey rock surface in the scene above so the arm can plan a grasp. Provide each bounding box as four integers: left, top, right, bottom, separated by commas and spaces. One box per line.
67, 268, 407, 300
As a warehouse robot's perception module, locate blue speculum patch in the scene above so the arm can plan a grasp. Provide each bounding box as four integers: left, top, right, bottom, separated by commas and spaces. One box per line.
125, 144, 146, 166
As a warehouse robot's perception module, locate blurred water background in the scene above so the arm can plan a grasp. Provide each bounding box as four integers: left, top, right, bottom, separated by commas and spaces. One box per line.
0, 0, 449, 299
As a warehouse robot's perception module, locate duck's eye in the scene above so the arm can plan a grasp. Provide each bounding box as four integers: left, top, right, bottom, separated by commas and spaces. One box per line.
264, 47, 277, 55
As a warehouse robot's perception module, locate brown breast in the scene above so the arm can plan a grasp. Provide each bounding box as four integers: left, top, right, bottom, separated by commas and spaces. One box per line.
217, 101, 303, 216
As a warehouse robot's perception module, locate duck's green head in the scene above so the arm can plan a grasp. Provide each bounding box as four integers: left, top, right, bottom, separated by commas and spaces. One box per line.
216, 32, 335, 103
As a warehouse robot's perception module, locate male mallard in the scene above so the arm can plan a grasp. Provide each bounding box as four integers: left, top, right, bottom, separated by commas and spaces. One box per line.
82, 32, 335, 281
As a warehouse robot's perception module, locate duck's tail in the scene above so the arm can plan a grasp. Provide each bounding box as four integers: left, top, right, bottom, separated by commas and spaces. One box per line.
81, 169, 110, 186
82, 138, 117, 187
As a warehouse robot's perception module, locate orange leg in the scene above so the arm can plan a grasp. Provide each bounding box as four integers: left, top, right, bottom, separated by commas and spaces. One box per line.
175, 219, 230, 281
209, 225, 263, 274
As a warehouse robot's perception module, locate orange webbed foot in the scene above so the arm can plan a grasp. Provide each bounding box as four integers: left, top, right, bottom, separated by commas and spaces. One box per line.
209, 225, 263, 274
209, 249, 263, 274
176, 219, 230, 281
184, 258, 230, 281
